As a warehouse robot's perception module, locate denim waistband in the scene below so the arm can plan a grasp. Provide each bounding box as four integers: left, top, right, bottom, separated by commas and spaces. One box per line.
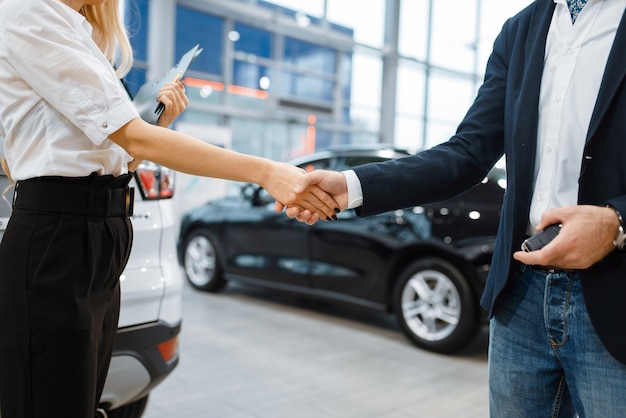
519, 262, 577, 275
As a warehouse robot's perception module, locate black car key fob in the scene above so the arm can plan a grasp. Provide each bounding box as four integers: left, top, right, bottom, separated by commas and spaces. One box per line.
521, 224, 561, 252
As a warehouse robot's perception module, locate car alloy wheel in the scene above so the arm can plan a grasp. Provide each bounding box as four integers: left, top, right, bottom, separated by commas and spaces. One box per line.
393, 257, 479, 354
182, 229, 226, 292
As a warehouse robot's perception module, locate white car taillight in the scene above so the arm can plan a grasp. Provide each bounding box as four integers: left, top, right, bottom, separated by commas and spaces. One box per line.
135, 162, 175, 200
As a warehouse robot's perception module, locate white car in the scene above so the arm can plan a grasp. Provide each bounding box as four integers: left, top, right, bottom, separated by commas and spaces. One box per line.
0, 140, 183, 418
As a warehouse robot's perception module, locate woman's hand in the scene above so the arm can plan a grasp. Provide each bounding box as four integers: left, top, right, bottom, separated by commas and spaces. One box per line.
264, 163, 340, 223
156, 81, 189, 128
127, 81, 188, 172
275, 169, 348, 225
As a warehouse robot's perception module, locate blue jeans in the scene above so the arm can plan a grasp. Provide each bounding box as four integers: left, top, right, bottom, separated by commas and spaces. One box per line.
489, 264, 626, 417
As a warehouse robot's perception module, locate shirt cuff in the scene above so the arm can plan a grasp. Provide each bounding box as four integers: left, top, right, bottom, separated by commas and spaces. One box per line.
343, 169, 363, 209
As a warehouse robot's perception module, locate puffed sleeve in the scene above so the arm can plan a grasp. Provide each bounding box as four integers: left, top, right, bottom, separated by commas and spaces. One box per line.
3, 0, 138, 146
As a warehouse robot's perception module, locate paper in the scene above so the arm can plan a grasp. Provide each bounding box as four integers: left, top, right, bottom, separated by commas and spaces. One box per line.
133, 44, 203, 125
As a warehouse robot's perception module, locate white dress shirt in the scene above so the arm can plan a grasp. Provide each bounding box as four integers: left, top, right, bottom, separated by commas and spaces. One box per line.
0, 0, 139, 180
530, 0, 623, 229
344, 0, 626, 227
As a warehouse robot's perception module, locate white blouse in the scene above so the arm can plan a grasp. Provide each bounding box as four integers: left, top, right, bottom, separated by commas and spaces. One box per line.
0, 0, 139, 180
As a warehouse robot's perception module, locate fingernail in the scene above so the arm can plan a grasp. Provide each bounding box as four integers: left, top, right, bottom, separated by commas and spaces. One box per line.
332, 215, 338, 220
326, 216, 332, 221
334, 208, 340, 213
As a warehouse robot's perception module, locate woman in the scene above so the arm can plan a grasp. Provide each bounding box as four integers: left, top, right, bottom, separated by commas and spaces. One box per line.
0, 1, 338, 417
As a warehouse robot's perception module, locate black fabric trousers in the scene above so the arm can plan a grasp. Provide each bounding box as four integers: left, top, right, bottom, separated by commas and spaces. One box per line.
0, 174, 133, 418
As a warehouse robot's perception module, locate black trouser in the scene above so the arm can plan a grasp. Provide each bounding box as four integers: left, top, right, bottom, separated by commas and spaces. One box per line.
0, 174, 134, 418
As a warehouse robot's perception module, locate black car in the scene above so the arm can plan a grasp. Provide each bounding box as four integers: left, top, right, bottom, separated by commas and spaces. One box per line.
177, 146, 505, 354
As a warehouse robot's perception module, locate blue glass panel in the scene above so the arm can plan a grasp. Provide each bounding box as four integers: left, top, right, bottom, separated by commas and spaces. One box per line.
257, 1, 354, 37
124, 67, 147, 98
233, 61, 270, 90
284, 37, 335, 74
233, 23, 272, 59
176, 6, 223, 75
313, 129, 333, 150
281, 72, 333, 102
126, 0, 148, 61
341, 52, 352, 102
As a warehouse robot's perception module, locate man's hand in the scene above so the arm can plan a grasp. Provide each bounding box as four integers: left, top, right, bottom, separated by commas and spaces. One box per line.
275, 170, 349, 225
266, 164, 340, 223
513, 205, 620, 269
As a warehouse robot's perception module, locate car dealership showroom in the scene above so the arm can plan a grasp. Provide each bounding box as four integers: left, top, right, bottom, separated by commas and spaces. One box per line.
0, 0, 534, 417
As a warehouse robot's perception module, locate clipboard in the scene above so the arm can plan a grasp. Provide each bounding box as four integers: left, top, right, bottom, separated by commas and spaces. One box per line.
133, 44, 203, 125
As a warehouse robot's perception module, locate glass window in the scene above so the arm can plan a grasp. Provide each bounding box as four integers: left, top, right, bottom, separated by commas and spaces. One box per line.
350, 53, 382, 110
175, 6, 223, 76
395, 115, 424, 151
259, 0, 325, 19
231, 118, 309, 161
311, 129, 333, 152
279, 71, 334, 102
477, 0, 534, 72
284, 37, 335, 74
326, 0, 385, 47
426, 120, 458, 149
398, 0, 429, 60
428, 72, 476, 134
346, 52, 382, 132
231, 118, 265, 157
233, 23, 272, 59
396, 63, 426, 116
430, 0, 477, 72
424, 72, 477, 148
233, 61, 271, 91
124, 67, 147, 98
125, 0, 148, 62
179, 109, 223, 128
184, 82, 224, 106
340, 52, 353, 103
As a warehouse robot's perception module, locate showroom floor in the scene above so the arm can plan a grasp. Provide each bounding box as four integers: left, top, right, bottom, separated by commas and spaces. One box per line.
142, 274, 489, 418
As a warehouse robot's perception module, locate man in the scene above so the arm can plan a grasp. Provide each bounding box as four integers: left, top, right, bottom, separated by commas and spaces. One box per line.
280, 0, 626, 416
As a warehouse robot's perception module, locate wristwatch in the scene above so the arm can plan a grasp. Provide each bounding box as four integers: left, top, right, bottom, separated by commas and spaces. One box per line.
608, 205, 626, 250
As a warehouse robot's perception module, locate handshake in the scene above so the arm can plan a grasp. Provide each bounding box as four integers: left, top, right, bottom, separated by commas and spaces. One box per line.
269, 167, 350, 225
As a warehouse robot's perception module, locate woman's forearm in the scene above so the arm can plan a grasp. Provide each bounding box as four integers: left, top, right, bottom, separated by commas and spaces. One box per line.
110, 117, 339, 219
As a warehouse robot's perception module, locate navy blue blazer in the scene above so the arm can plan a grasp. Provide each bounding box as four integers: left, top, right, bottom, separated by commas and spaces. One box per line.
354, 0, 626, 364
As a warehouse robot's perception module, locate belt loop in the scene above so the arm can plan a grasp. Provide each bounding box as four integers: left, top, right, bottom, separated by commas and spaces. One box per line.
11, 182, 19, 209
125, 187, 134, 217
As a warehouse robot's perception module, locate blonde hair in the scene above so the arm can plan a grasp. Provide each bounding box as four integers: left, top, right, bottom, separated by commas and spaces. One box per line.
82, 0, 134, 78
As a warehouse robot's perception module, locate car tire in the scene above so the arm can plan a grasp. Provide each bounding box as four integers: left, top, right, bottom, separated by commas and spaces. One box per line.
106, 395, 148, 418
182, 229, 227, 292
392, 257, 479, 354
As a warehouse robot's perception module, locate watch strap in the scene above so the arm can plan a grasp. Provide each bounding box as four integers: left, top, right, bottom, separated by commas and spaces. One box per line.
608, 205, 626, 250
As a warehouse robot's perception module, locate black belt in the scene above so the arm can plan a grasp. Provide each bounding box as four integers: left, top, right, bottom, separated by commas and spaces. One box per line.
13, 175, 134, 218
527, 264, 577, 275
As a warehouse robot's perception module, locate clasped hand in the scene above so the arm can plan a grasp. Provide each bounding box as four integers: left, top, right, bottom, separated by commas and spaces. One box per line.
274, 169, 349, 225
276, 170, 621, 270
